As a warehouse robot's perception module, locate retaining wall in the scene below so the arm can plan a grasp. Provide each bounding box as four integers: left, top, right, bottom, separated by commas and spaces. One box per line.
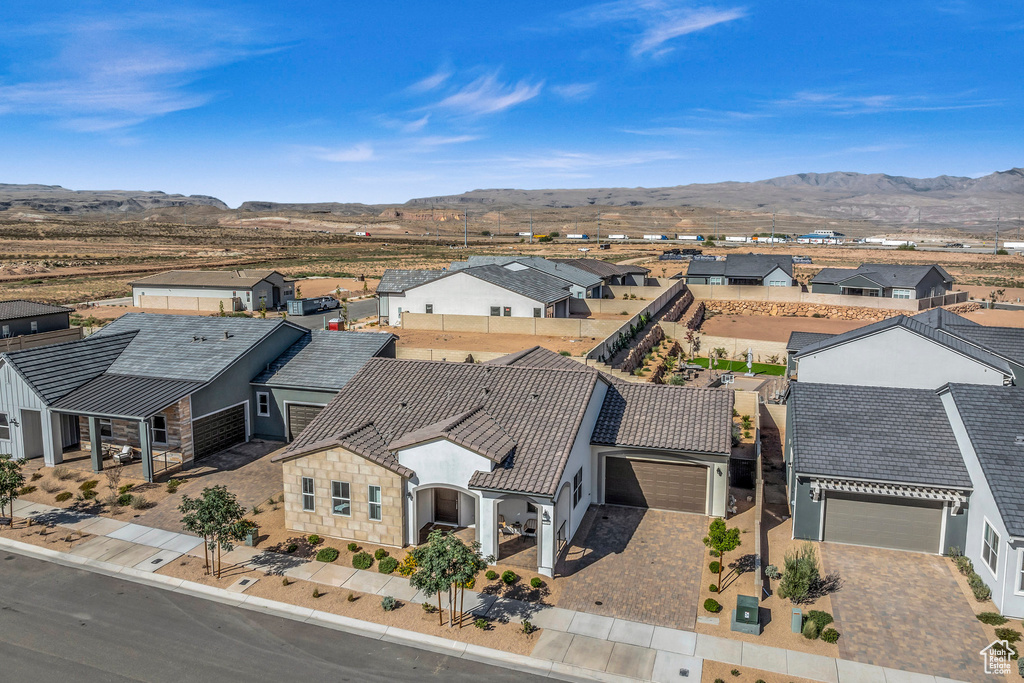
687, 285, 967, 311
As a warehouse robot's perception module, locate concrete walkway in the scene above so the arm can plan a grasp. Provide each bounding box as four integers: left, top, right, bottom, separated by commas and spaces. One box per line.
10, 500, 970, 683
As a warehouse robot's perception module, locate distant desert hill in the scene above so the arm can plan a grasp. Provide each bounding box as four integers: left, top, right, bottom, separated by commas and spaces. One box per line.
0, 184, 228, 215
236, 201, 383, 215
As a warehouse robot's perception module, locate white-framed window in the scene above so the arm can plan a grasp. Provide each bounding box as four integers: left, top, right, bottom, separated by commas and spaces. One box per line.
256, 392, 271, 417
1, 325, 9, 338
709, 277, 723, 285
368, 485, 382, 521
99, 418, 113, 438
490, 306, 500, 317
425, 304, 433, 314
151, 415, 168, 444
768, 280, 788, 287
1017, 548, 1024, 595
572, 467, 583, 508
301, 477, 315, 511
0, 412, 9, 440
983, 519, 1000, 575
331, 481, 351, 516
892, 289, 914, 299
29, 321, 38, 333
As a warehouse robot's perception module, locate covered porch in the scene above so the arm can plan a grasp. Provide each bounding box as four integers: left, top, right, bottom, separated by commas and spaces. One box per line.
409, 484, 479, 546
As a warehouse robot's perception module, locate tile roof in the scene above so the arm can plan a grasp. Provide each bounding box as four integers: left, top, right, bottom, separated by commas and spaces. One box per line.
811, 263, 952, 289
376, 269, 446, 294
130, 269, 280, 288
687, 253, 793, 280
52, 374, 205, 418
484, 346, 587, 371
946, 384, 1024, 537
461, 265, 572, 304
4, 331, 138, 404
942, 325, 1024, 366
0, 300, 73, 321
786, 331, 837, 352
389, 406, 517, 463
591, 383, 733, 455
253, 330, 395, 390
789, 382, 971, 488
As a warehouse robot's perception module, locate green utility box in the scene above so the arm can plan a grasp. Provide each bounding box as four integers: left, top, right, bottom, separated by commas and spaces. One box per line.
731, 595, 761, 635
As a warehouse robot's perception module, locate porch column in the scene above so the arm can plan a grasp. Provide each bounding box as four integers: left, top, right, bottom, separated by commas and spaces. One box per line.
88, 417, 103, 473
537, 502, 555, 577
139, 419, 153, 482
478, 494, 499, 564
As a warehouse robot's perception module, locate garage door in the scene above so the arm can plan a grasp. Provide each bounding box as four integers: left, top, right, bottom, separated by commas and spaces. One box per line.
605, 457, 707, 513
192, 404, 246, 461
287, 404, 325, 441
823, 493, 943, 553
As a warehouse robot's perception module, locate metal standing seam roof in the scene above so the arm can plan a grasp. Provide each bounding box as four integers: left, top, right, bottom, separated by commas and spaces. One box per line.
454, 256, 604, 289
911, 308, 980, 330
942, 325, 1024, 367
376, 269, 446, 294
590, 383, 733, 455
945, 384, 1024, 538
457, 265, 572, 304
789, 382, 972, 488
130, 269, 280, 289
687, 253, 793, 280
551, 259, 650, 279
786, 331, 837, 353
253, 330, 396, 390
51, 374, 205, 419
0, 300, 74, 321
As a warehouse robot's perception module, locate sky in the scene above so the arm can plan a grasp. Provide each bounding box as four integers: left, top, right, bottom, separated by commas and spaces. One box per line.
0, 1, 1021, 206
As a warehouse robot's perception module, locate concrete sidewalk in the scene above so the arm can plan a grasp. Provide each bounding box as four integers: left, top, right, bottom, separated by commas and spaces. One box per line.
9, 500, 968, 683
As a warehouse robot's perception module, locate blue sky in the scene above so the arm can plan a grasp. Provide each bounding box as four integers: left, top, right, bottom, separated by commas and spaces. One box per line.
0, 1, 1020, 206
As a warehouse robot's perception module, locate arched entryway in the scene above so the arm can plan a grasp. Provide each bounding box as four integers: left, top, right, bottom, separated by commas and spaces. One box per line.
412, 484, 478, 545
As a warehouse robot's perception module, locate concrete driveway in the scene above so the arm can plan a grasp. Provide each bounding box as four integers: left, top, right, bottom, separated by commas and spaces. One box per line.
556, 505, 707, 630
822, 543, 991, 682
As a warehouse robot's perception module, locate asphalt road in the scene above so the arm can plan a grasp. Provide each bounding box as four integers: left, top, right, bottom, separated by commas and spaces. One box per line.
287, 297, 378, 329
0, 553, 546, 683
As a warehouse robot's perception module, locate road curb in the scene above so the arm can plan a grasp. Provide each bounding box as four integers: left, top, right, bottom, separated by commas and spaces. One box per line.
0, 537, 623, 683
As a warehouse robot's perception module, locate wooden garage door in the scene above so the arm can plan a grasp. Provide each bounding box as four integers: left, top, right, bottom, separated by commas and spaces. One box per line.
605, 457, 707, 513
287, 404, 325, 441
192, 404, 246, 461
823, 493, 943, 553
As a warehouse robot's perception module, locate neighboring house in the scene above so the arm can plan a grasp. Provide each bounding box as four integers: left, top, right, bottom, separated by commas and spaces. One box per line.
784, 331, 836, 379
684, 253, 794, 287
551, 258, 649, 287
251, 330, 396, 441
131, 269, 295, 312
272, 350, 733, 576
810, 263, 953, 299
790, 309, 1023, 388
451, 256, 605, 299
0, 300, 73, 338
376, 265, 573, 324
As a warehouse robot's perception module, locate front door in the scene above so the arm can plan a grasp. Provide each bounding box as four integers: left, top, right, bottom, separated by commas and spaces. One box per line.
20, 409, 44, 459
434, 489, 459, 525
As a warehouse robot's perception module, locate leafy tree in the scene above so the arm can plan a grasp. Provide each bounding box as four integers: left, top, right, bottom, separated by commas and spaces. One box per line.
409, 529, 492, 627
178, 485, 247, 578
295, 284, 302, 299
703, 518, 741, 592
0, 455, 26, 522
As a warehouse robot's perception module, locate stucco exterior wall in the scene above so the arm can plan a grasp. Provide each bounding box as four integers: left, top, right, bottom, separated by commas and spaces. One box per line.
251, 386, 335, 441
0, 311, 70, 337
388, 271, 556, 321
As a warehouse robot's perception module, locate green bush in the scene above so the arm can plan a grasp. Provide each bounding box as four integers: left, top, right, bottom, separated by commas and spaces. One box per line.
166, 478, 182, 493
709, 561, 721, 574
530, 577, 543, 588
521, 620, 535, 634
703, 598, 721, 613
282, 577, 290, 586
118, 483, 135, 495
79, 480, 99, 491
55, 491, 73, 502
954, 555, 974, 576
709, 584, 719, 592
486, 570, 498, 580
82, 489, 98, 500
352, 551, 373, 570
315, 547, 340, 563
821, 628, 840, 644
778, 544, 819, 604
374, 548, 389, 561
381, 595, 397, 612
286, 543, 298, 553
969, 572, 993, 601
347, 542, 359, 552
308, 534, 322, 545
18, 485, 36, 495
806, 610, 834, 630
130, 495, 152, 510
474, 618, 489, 630
422, 602, 436, 613
714, 679, 726, 683
729, 669, 739, 677
803, 619, 821, 640
312, 588, 320, 598
501, 570, 517, 584
764, 564, 780, 580
977, 612, 1009, 625
996, 627, 1022, 644
117, 492, 133, 506
378, 556, 399, 574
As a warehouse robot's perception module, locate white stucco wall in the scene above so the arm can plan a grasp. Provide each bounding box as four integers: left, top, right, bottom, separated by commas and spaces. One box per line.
388, 271, 550, 320
797, 327, 1008, 389
553, 379, 608, 544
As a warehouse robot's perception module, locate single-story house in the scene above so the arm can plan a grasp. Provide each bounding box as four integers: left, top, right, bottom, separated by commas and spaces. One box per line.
551, 258, 649, 287
452, 256, 605, 299
685, 253, 794, 287
810, 263, 953, 299
131, 269, 295, 312
0, 300, 73, 338
272, 349, 733, 576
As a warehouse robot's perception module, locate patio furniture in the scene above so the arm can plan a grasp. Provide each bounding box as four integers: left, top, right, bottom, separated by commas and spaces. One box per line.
112, 445, 135, 465
522, 518, 537, 537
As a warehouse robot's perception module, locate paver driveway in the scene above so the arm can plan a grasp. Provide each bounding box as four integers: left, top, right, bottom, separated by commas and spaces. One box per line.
556, 505, 706, 630
822, 543, 991, 682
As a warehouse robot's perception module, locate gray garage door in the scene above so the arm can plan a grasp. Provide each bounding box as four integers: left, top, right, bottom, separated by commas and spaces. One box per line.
192, 404, 246, 461
287, 404, 325, 441
605, 457, 707, 513
823, 493, 943, 553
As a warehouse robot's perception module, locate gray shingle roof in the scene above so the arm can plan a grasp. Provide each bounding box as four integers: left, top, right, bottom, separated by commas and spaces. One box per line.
455, 256, 604, 289
943, 325, 1024, 366
552, 259, 650, 278
789, 383, 971, 488
591, 384, 733, 455
485, 346, 587, 371
253, 330, 395, 390
946, 384, 1024, 537
811, 263, 952, 289
0, 300, 73, 321
786, 331, 837, 352
687, 253, 793, 280
130, 269, 280, 288
389, 406, 517, 463
52, 374, 205, 418
4, 331, 138, 404
376, 269, 445, 294
461, 265, 571, 304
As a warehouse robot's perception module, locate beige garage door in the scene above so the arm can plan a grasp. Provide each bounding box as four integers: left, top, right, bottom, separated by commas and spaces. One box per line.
605, 457, 707, 513
823, 493, 943, 553
287, 404, 325, 441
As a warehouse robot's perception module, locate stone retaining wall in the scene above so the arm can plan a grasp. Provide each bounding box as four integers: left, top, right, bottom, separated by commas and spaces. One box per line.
705, 299, 903, 321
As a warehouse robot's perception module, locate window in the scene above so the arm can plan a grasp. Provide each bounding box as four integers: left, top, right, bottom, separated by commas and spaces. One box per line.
425, 304, 433, 314
151, 415, 168, 444
368, 485, 382, 521
892, 289, 914, 299
256, 392, 271, 417
0, 413, 9, 440
331, 481, 351, 516
572, 467, 583, 508
503, 306, 511, 317
99, 419, 112, 438
301, 477, 315, 511
533, 308, 541, 318
1018, 549, 1024, 594
29, 321, 38, 333
490, 306, 500, 317
983, 520, 1000, 575
1, 325, 8, 338
768, 280, 788, 287
709, 277, 723, 285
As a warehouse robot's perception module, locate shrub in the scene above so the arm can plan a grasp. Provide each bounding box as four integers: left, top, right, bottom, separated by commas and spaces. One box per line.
130, 495, 152, 510
118, 483, 135, 495
714, 679, 726, 683
347, 593, 357, 602
996, 628, 1022, 644
18, 485, 36, 495
397, 551, 418, 577
374, 548, 388, 561
954, 555, 974, 576
381, 596, 397, 612
166, 478, 182, 494
756, 680, 767, 683
31, 472, 42, 481
709, 584, 719, 593
802, 619, 821, 640
764, 564, 780, 580
778, 544, 819, 604
709, 561, 721, 574
117, 492, 133, 506
286, 543, 298, 553
422, 602, 436, 613
347, 542, 359, 552
82, 489, 98, 500
704, 598, 721, 613
307, 534, 322, 545
977, 612, 1009, 625
486, 570, 498, 580
378, 556, 399, 574
501, 570, 517, 584
521, 620, 535, 635
806, 610, 834, 630
352, 551, 373, 570
251, 505, 261, 515
998, 249, 1009, 256
79, 480, 99, 491
821, 628, 840, 644
730, 669, 740, 677
474, 618, 489, 630
969, 572, 993, 601
312, 588, 320, 598
282, 577, 290, 586
55, 492, 73, 502
316, 547, 340, 563
40, 481, 60, 493
53, 466, 73, 481
530, 577, 543, 588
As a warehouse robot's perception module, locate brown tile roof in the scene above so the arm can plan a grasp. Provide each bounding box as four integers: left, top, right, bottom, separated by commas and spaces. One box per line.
273, 421, 414, 478
389, 406, 517, 463
592, 383, 734, 456
130, 269, 279, 288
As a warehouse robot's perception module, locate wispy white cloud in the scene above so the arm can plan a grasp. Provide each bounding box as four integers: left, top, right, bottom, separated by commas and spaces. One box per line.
496, 149, 681, 172
305, 143, 375, 162
623, 126, 716, 136
774, 90, 1000, 114
432, 73, 544, 115
567, 1, 746, 57
408, 69, 453, 93
551, 82, 597, 100
414, 135, 480, 147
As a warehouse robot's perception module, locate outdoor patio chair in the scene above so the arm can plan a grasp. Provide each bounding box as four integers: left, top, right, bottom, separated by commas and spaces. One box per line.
498, 515, 516, 536
112, 445, 134, 465
522, 518, 537, 537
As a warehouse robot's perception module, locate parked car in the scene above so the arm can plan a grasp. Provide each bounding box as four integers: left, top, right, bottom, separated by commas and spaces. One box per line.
315, 297, 339, 311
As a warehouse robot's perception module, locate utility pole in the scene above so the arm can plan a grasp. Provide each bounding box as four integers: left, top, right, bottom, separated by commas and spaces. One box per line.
183, 205, 188, 227
771, 212, 776, 245
995, 209, 1001, 255
497, 210, 501, 236
464, 210, 468, 248
597, 211, 601, 244
529, 212, 534, 244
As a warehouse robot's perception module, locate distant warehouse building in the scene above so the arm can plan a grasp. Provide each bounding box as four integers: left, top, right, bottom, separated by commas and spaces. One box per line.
131, 269, 295, 312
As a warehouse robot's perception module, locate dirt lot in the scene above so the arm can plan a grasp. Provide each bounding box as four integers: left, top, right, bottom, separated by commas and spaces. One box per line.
701, 313, 866, 342
387, 327, 595, 356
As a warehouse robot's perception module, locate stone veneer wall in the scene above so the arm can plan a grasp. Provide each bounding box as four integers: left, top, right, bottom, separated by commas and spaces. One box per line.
283, 447, 405, 548
705, 299, 905, 321
78, 396, 192, 457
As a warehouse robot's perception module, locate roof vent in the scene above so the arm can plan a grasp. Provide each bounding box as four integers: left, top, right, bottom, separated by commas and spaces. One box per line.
223, 331, 231, 340
529, 391, 540, 400
482, 387, 490, 395
399, 401, 407, 408
192, 335, 200, 343
1015, 436, 1024, 446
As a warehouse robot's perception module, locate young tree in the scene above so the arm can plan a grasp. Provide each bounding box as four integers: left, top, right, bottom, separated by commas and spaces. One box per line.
104, 462, 124, 505
703, 518, 741, 592
295, 284, 302, 299
179, 485, 247, 578
0, 455, 26, 523
409, 530, 492, 627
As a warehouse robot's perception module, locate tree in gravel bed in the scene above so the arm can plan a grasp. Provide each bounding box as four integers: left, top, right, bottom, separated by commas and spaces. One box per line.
409, 529, 492, 628
179, 485, 247, 578
0, 455, 26, 523
703, 518, 741, 593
